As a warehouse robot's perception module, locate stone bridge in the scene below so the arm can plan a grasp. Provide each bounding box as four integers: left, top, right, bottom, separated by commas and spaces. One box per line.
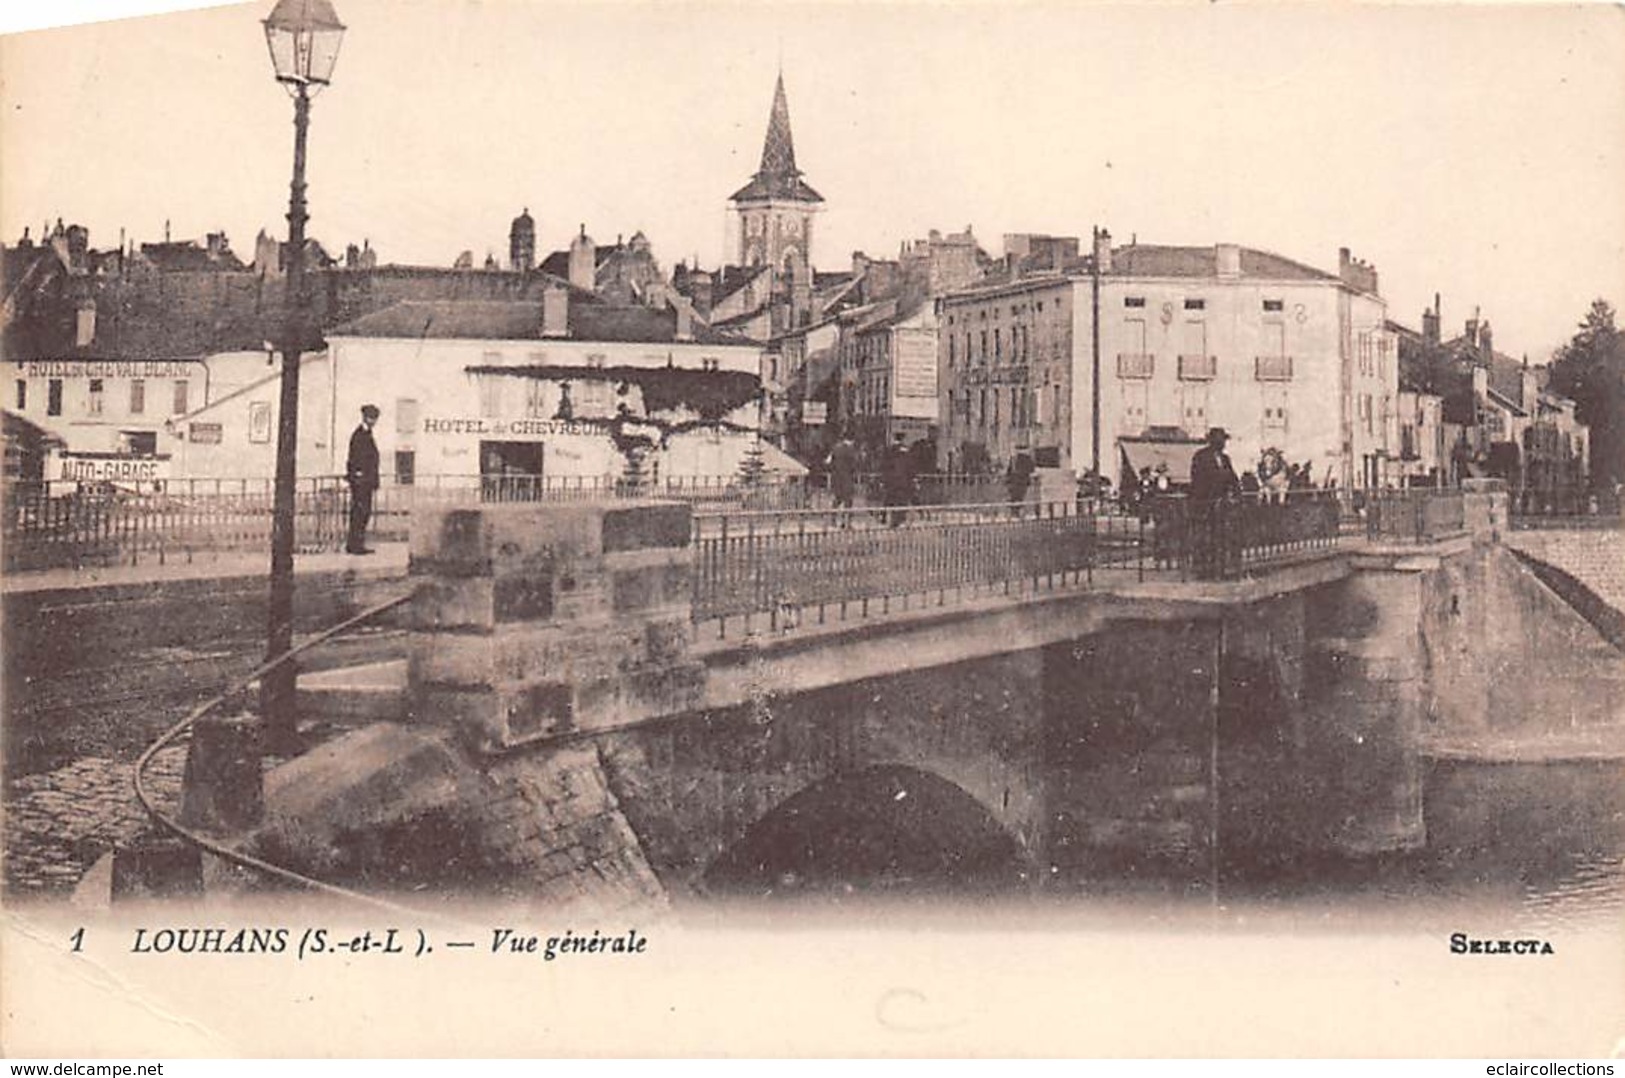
201, 488, 1624, 912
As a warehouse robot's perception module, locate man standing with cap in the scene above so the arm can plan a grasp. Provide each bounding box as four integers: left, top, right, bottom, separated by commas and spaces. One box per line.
1188, 426, 1241, 579
346, 404, 381, 555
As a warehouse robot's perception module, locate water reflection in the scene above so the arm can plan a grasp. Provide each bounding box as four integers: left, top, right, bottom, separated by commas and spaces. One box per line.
704, 758, 1625, 931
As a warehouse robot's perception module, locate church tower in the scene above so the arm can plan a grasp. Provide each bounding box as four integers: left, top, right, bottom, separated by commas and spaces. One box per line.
729, 73, 823, 278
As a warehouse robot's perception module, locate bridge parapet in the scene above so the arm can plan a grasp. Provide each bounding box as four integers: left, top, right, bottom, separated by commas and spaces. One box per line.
406, 501, 704, 753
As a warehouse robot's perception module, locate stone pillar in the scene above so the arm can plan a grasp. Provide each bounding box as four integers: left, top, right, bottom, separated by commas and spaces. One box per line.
1461, 477, 1508, 547
1301, 569, 1429, 855
180, 712, 265, 833
406, 501, 706, 753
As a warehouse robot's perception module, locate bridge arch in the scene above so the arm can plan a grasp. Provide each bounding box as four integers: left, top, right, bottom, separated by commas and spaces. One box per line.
701, 764, 1028, 900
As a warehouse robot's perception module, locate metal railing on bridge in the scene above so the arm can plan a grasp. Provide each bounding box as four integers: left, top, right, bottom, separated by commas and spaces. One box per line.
689, 491, 1351, 637
1362, 489, 1468, 544
1, 473, 816, 571
1508, 484, 1623, 531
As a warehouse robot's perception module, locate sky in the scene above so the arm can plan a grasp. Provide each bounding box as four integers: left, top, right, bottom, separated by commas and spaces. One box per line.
2, 1, 1622, 362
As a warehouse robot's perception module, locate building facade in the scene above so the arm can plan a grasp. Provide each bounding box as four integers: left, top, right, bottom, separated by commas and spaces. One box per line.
168, 288, 780, 487
937, 235, 1399, 489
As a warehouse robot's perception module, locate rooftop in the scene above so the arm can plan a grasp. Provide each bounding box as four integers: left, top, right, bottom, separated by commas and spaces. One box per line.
329, 298, 754, 347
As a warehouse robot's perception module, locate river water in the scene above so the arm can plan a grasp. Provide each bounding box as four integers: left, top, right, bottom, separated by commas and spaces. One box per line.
703, 756, 1625, 934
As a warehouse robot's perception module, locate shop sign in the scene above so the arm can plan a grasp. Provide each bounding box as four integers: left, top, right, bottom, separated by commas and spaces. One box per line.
47, 452, 172, 483
21, 360, 199, 379
423, 417, 601, 437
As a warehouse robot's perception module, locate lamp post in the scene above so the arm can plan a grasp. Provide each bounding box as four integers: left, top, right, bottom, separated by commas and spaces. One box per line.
260, 0, 345, 750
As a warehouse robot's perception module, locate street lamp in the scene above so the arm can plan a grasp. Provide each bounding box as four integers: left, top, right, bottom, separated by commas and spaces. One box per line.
260, 0, 345, 750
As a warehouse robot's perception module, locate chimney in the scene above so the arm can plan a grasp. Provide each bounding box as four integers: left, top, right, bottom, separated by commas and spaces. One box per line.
1471, 364, 1487, 402
1465, 307, 1480, 349
1215, 243, 1241, 278
674, 297, 694, 342
568, 225, 595, 292
254, 229, 280, 278
1338, 248, 1378, 294
1479, 320, 1493, 360
1520, 363, 1537, 413
542, 282, 569, 338
1422, 295, 1440, 344
1092, 227, 1113, 274
689, 270, 714, 318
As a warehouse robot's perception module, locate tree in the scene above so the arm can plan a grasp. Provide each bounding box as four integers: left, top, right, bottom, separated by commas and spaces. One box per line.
737, 438, 768, 487
1549, 299, 1625, 489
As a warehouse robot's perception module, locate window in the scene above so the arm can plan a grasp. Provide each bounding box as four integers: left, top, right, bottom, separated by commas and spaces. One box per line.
1264, 405, 1288, 429
171, 380, 189, 416
395, 398, 419, 434
523, 380, 548, 418
395, 450, 416, 486
994, 328, 1002, 360
479, 375, 504, 418
14, 380, 25, 411
576, 380, 612, 414
1263, 299, 1284, 313
1181, 319, 1207, 359
87, 378, 104, 415
129, 379, 145, 415
1181, 386, 1209, 427
1184, 298, 1206, 310
1121, 384, 1148, 432
75, 305, 96, 348
948, 334, 956, 368
981, 330, 988, 359
701, 358, 721, 372
1124, 297, 1146, 308
1124, 317, 1148, 355
48, 379, 63, 416
1361, 394, 1374, 435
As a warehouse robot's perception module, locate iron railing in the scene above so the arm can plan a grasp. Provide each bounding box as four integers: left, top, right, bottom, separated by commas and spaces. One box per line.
691, 501, 1116, 636
689, 491, 1352, 635
1363, 489, 1468, 543
1509, 484, 1623, 529
1, 473, 816, 571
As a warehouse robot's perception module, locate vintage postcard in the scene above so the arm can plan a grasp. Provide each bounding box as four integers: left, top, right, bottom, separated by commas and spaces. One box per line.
2, 0, 1623, 1059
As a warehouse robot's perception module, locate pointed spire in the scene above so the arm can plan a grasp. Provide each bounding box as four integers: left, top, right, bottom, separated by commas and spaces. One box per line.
759, 73, 798, 179
730, 73, 823, 205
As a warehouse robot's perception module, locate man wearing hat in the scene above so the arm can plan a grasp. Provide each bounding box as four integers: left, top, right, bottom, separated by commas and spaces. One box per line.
1188, 426, 1241, 578
345, 404, 381, 555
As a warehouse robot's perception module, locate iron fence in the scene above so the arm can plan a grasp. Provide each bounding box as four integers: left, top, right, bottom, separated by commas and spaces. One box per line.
1, 473, 815, 571
1363, 489, 1468, 544
690, 500, 1104, 636
1143, 491, 1343, 581
688, 491, 1351, 634
1509, 484, 1623, 530
2, 477, 354, 572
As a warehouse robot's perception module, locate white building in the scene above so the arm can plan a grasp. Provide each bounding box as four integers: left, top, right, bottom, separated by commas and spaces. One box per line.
167, 288, 793, 487
938, 234, 1398, 490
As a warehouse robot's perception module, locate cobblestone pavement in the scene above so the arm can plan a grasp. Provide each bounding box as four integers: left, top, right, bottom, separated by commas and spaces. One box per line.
4, 747, 186, 897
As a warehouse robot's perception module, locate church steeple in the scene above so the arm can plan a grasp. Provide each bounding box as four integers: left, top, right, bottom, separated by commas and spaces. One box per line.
729, 73, 824, 282
730, 73, 823, 205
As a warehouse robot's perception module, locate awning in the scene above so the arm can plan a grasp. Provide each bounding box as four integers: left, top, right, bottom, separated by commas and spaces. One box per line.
1119, 438, 1202, 485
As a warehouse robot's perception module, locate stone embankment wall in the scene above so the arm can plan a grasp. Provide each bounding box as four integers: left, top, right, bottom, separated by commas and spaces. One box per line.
1506, 527, 1625, 614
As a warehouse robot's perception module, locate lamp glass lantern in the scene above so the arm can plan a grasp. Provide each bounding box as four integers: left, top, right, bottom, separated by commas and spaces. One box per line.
263, 0, 346, 89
